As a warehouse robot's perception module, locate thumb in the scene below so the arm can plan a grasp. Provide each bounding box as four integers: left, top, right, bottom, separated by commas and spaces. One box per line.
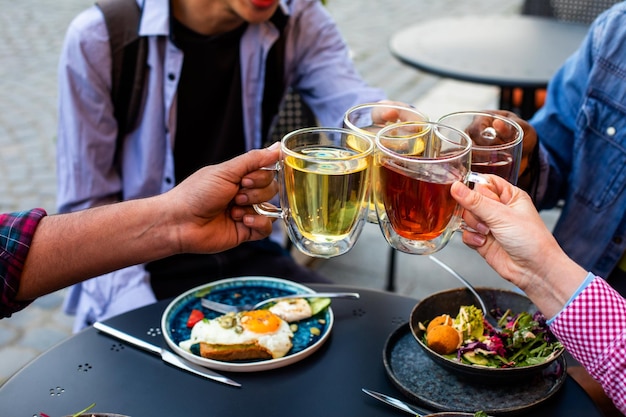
226, 145, 280, 180
451, 180, 499, 223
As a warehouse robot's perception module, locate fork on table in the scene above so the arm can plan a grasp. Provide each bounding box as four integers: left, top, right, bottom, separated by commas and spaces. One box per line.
200, 292, 360, 314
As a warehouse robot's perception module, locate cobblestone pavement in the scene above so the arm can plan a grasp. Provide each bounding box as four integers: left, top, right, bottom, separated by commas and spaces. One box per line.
0, 0, 525, 384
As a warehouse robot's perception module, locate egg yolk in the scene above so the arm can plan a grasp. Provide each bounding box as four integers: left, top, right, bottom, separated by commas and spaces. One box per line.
240, 310, 282, 334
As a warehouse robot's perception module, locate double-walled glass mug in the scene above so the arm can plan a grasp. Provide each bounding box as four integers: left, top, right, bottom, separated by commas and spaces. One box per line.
438, 111, 524, 184
343, 102, 429, 223
255, 127, 374, 258
374, 121, 484, 255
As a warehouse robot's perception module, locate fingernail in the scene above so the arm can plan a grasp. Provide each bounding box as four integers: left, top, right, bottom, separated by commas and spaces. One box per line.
475, 222, 490, 235
234, 193, 248, 204
471, 233, 487, 246
267, 141, 280, 150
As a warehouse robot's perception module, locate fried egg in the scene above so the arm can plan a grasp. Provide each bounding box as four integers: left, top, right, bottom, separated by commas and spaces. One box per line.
179, 310, 294, 359
269, 298, 313, 322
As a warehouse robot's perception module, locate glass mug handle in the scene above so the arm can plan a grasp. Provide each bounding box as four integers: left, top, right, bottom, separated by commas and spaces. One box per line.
253, 202, 283, 218
466, 171, 489, 186
459, 172, 489, 232
253, 163, 282, 218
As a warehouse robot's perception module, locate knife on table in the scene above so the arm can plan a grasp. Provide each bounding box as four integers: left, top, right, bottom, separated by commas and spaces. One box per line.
93, 321, 241, 387
362, 388, 432, 416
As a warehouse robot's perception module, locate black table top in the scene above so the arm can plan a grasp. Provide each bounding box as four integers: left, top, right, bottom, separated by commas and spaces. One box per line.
0, 283, 603, 417
389, 15, 589, 89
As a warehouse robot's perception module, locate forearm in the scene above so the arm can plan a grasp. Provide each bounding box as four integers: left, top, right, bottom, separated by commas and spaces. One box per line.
17, 196, 174, 300
515, 249, 588, 319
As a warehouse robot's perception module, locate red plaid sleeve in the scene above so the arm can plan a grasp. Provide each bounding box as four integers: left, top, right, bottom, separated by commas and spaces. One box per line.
550, 276, 626, 414
0, 209, 47, 318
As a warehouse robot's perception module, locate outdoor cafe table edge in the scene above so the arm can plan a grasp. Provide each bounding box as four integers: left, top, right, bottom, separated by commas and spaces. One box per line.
0, 283, 603, 416
389, 15, 589, 117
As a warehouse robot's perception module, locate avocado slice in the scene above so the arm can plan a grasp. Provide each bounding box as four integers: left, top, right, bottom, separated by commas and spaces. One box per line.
308, 297, 331, 315
463, 351, 490, 366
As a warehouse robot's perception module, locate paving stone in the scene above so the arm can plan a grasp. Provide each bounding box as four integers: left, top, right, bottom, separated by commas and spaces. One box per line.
20, 327, 70, 351
32, 292, 65, 310
0, 326, 18, 346
0, 346, 39, 383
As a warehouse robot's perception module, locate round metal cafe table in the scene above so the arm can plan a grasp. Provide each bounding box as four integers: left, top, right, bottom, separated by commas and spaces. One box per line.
0, 284, 603, 416
389, 15, 589, 119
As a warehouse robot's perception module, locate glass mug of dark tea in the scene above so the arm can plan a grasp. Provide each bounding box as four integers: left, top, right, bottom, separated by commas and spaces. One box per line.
438, 111, 523, 184
343, 102, 429, 223
255, 127, 374, 258
373, 121, 486, 255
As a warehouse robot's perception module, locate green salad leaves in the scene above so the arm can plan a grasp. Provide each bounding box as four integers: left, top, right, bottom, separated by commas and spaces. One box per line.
426, 306, 563, 368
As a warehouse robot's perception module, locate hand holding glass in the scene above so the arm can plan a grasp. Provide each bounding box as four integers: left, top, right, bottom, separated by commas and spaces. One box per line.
254, 127, 373, 258
374, 121, 484, 255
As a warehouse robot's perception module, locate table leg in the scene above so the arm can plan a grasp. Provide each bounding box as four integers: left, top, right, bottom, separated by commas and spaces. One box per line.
386, 247, 397, 292
520, 87, 539, 120
499, 86, 514, 112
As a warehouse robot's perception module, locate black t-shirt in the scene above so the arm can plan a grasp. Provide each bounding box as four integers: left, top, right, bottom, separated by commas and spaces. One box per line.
147, 17, 298, 299
172, 18, 247, 184
147, 20, 249, 295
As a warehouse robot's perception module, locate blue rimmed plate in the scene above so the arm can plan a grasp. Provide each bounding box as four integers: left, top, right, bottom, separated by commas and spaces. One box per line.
161, 276, 333, 372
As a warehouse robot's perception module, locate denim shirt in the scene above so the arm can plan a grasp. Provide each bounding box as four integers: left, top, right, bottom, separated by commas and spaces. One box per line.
56, 0, 384, 331
529, 2, 626, 279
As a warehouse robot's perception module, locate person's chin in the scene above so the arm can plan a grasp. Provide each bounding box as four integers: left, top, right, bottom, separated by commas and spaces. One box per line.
237, 0, 279, 24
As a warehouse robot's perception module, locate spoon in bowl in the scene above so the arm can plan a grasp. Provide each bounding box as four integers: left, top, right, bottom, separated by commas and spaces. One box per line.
428, 255, 503, 332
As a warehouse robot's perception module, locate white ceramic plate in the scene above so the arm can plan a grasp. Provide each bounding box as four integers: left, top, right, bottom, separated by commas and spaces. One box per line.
161, 276, 333, 372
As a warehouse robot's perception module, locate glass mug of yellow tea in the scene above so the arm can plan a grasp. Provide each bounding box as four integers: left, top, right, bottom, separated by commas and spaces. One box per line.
255, 127, 373, 258
343, 102, 429, 223
374, 121, 484, 255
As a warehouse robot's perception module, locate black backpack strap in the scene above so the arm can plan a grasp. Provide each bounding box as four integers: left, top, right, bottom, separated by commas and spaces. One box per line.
96, 0, 147, 142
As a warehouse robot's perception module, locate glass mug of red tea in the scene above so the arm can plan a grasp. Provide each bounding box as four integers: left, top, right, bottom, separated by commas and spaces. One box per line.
373, 121, 485, 255
343, 102, 429, 224
438, 111, 523, 184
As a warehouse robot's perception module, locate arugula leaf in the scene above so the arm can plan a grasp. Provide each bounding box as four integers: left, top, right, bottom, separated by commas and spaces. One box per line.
72, 403, 96, 417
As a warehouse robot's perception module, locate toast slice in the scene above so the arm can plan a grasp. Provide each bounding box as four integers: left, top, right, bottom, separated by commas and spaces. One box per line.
199, 342, 273, 361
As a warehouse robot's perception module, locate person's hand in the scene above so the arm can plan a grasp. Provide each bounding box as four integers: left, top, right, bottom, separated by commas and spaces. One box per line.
451, 174, 588, 317
487, 110, 538, 181
450, 175, 564, 290
371, 100, 426, 125
160, 145, 280, 254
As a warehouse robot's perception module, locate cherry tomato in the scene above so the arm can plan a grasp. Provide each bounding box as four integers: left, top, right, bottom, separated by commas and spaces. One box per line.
186, 309, 204, 328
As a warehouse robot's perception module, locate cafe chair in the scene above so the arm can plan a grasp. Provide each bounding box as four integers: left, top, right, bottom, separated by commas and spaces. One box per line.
522, 0, 621, 24
269, 89, 317, 144
508, 0, 620, 119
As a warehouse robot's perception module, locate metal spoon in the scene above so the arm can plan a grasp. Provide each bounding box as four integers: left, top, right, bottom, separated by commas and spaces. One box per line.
362, 388, 484, 417
428, 255, 503, 332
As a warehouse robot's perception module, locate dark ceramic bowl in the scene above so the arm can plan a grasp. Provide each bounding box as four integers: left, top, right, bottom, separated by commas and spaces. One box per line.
64, 414, 129, 417
409, 287, 564, 384
427, 414, 488, 417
